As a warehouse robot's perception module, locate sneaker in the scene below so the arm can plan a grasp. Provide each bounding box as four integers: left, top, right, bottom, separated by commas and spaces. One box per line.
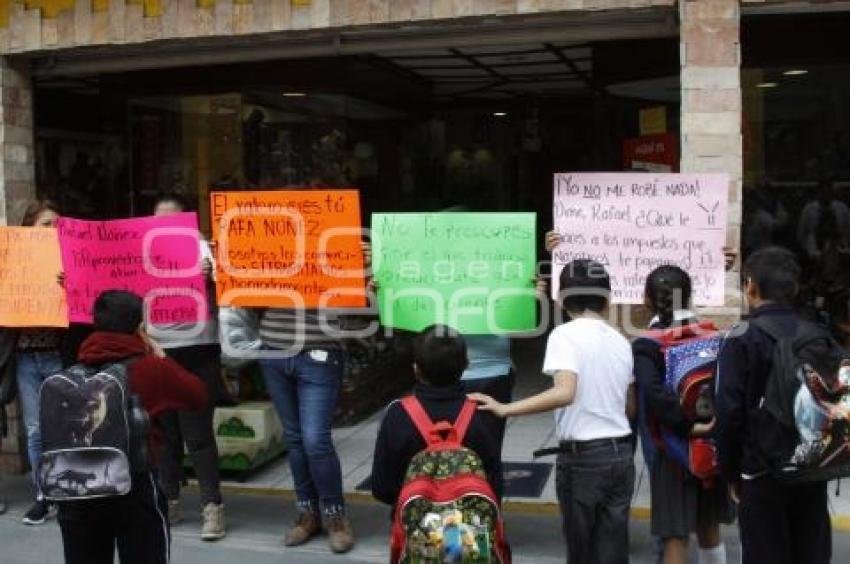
284, 511, 321, 547
326, 513, 355, 554
0, 498, 7, 515
22, 501, 50, 525
168, 499, 183, 526
201, 503, 226, 541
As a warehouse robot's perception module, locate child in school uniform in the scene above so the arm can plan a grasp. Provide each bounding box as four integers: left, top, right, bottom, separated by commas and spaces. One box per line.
632, 266, 733, 564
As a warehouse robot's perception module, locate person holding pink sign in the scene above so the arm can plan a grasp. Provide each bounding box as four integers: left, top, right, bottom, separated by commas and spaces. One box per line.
149, 193, 226, 542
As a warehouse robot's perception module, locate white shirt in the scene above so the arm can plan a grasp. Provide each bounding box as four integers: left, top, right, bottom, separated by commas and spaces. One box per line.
542, 317, 634, 441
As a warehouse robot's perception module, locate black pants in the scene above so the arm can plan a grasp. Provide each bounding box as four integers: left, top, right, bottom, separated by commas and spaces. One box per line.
555, 437, 635, 564
58, 472, 170, 564
739, 476, 831, 564
159, 344, 223, 505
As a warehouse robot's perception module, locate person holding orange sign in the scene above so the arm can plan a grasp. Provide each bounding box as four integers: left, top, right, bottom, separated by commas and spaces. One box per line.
9, 200, 65, 526
210, 189, 367, 555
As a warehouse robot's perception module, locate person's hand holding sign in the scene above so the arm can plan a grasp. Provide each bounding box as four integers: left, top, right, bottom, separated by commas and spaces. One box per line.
201, 258, 214, 281
723, 246, 738, 272
545, 230, 561, 253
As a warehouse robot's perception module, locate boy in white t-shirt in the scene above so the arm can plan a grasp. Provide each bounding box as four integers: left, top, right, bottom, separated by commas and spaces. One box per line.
470, 259, 636, 564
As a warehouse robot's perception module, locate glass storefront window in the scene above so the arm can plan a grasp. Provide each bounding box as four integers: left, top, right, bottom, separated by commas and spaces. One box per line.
743, 12, 850, 321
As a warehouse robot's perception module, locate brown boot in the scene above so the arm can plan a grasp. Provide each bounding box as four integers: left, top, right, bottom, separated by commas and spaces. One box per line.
284, 511, 321, 547
326, 513, 355, 554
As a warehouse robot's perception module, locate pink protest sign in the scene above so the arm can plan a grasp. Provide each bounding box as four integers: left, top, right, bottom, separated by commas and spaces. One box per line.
552, 173, 729, 306
57, 212, 209, 324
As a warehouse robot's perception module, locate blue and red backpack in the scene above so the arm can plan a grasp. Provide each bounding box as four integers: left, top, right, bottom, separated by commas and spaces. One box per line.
643, 320, 721, 486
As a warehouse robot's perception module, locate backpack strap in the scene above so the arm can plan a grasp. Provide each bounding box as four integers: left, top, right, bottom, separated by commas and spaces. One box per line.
453, 400, 477, 443
400, 396, 478, 446
400, 396, 436, 444
749, 316, 784, 342
750, 317, 830, 352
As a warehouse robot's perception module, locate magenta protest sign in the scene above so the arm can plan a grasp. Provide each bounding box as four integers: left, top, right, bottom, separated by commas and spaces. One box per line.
552, 173, 729, 306
57, 212, 209, 324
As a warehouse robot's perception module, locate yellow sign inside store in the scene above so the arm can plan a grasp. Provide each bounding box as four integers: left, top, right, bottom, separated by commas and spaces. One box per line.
639, 106, 667, 136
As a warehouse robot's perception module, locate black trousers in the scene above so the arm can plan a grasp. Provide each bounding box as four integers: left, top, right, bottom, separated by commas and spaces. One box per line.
555, 437, 635, 564
57, 472, 170, 564
159, 344, 223, 505
739, 476, 831, 564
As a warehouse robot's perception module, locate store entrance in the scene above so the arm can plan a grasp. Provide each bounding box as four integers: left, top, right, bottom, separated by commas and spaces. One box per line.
32, 35, 680, 421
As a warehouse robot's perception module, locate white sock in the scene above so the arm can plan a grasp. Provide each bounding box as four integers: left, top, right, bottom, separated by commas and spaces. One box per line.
698, 543, 726, 564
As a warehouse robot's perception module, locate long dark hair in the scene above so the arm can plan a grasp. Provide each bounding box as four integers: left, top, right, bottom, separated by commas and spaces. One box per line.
21, 199, 59, 227
644, 265, 692, 328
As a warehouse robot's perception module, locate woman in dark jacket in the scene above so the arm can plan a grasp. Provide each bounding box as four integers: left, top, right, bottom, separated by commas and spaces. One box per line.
632, 265, 733, 564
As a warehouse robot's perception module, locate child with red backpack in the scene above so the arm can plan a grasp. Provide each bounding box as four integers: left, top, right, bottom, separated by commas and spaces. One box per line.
632, 266, 734, 564
371, 324, 508, 563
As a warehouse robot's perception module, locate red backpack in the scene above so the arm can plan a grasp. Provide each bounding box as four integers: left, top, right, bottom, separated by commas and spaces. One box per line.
390, 396, 510, 564
643, 321, 722, 486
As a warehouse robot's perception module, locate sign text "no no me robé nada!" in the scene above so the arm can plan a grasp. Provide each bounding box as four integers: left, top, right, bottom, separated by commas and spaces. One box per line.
552, 173, 729, 306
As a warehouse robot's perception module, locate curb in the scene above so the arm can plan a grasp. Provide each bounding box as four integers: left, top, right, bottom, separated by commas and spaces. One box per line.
204, 483, 850, 532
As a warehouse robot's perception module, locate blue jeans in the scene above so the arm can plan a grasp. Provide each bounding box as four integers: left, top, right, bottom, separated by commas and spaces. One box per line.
259, 349, 345, 513
16, 350, 63, 497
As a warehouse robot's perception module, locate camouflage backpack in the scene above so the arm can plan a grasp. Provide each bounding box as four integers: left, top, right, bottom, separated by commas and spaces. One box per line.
390, 397, 510, 564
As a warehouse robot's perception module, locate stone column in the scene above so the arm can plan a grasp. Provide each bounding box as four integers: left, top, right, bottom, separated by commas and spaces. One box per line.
0, 56, 36, 226
0, 56, 35, 474
679, 0, 743, 323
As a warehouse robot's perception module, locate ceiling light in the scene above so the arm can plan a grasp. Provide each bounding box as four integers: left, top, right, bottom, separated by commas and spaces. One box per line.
756, 82, 778, 89
783, 69, 808, 76
283, 92, 307, 97
493, 112, 508, 117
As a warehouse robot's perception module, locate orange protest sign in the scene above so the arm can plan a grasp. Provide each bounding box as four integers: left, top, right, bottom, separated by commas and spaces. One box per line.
210, 189, 367, 309
0, 227, 68, 327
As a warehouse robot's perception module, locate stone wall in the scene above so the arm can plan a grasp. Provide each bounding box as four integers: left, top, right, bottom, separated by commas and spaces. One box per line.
0, 57, 33, 473
0, 0, 679, 54
0, 57, 33, 227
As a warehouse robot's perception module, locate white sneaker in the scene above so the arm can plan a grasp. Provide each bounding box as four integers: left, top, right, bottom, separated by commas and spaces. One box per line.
201, 503, 226, 541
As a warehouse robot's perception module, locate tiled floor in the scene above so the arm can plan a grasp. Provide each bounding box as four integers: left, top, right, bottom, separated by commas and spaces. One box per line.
221, 350, 850, 519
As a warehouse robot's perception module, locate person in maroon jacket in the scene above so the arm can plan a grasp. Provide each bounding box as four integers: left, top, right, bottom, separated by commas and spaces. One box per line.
56, 290, 208, 564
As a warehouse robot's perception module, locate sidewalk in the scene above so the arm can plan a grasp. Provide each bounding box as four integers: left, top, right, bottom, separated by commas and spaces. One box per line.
0, 474, 738, 564
1, 468, 849, 562
221, 343, 850, 530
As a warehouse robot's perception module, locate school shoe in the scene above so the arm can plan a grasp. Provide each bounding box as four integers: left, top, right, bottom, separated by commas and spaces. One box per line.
284, 511, 321, 547
168, 499, 183, 526
22, 500, 51, 525
201, 503, 226, 541
326, 513, 355, 554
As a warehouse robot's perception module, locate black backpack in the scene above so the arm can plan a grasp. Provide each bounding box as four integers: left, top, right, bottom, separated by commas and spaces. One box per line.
38, 360, 150, 501
749, 318, 850, 484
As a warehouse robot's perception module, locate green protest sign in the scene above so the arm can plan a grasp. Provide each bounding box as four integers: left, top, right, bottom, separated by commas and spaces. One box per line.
372, 212, 537, 334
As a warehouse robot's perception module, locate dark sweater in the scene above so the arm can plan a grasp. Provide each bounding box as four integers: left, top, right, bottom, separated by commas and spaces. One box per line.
715, 304, 800, 482
371, 383, 502, 507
